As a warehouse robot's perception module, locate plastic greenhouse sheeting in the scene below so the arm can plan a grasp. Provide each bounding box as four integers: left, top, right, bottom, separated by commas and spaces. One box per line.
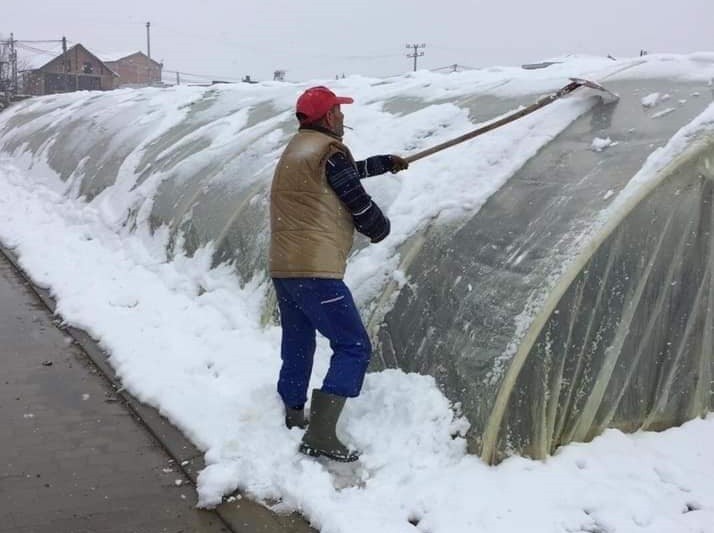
1, 55, 713, 461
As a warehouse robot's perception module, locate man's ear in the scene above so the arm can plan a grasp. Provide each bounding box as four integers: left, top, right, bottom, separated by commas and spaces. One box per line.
324, 106, 335, 128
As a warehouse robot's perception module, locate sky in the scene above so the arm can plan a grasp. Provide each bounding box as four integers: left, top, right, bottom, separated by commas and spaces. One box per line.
3, 0, 714, 83
1, 55, 714, 531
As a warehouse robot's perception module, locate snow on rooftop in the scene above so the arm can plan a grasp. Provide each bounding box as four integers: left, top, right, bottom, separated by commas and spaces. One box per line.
98, 50, 148, 63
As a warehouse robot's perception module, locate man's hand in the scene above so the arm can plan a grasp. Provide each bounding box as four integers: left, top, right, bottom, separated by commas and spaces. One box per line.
389, 155, 409, 173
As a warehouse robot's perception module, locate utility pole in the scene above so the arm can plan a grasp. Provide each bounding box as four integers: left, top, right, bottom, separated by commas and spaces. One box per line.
176, 71, 180, 85
10, 33, 17, 95
406, 43, 426, 72
0, 38, 6, 101
62, 36, 69, 92
146, 22, 152, 85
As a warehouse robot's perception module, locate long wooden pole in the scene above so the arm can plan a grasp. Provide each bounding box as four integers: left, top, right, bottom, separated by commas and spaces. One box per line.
404, 79, 605, 164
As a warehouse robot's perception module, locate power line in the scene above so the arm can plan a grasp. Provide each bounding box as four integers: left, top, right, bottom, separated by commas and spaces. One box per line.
162, 68, 242, 83
333, 53, 403, 61
151, 22, 268, 56
430, 63, 479, 73
428, 44, 483, 52
16, 40, 64, 44
15, 43, 62, 54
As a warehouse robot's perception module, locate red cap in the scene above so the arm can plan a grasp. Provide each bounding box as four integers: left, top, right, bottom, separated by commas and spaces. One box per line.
295, 86, 354, 125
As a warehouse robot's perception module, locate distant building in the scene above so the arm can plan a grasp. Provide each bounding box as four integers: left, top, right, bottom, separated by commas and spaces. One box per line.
21, 43, 118, 96
104, 52, 162, 87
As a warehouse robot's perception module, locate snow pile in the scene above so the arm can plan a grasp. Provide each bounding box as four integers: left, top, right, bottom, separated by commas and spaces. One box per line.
2, 154, 713, 530
652, 107, 676, 119
591, 136, 617, 151
641, 92, 661, 107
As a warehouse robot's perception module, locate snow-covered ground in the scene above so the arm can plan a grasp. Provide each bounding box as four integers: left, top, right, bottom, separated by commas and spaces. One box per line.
1, 54, 714, 532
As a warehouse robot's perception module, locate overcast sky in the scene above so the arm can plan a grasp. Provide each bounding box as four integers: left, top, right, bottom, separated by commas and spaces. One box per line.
4, 0, 713, 83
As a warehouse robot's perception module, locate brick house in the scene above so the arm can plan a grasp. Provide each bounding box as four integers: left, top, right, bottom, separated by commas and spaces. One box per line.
104, 52, 162, 87
21, 44, 118, 96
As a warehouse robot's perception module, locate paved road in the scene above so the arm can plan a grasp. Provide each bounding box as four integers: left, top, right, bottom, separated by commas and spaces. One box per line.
0, 251, 232, 533
0, 248, 313, 533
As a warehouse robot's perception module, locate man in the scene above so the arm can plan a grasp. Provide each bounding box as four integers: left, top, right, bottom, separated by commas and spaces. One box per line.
269, 86, 409, 462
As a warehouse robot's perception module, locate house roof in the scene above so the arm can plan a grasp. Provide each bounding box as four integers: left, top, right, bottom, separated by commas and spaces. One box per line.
98, 50, 140, 62
101, 51, 162, 66
18, 43, 119, 77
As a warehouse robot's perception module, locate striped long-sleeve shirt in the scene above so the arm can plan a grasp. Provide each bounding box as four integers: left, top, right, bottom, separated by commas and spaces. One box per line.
325, 152, 393, 243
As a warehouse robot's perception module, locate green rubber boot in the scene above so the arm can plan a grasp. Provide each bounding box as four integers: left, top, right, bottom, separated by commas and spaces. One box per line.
299, 389, 359, 462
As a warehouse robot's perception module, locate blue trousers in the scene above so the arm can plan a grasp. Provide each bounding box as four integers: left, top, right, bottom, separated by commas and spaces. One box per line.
273, 278, 372, 409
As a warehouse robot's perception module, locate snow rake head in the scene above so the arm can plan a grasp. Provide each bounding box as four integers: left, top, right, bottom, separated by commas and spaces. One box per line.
570, 77, 620, 104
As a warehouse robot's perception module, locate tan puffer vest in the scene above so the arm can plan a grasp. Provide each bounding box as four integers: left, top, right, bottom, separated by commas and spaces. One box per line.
269, 129, 355, 278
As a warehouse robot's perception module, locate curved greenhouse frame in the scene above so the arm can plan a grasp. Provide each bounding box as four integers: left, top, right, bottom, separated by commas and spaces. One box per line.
1, 57, 713, 462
